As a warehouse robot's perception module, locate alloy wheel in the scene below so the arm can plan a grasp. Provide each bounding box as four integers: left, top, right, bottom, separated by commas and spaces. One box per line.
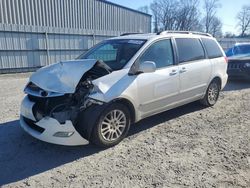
208, 82, 219, 105
100, 109, 127, 141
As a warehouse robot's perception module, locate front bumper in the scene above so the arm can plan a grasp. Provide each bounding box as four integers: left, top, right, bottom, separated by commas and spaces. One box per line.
227, 67, 250, 80
228, 69, 250, 79
20, 96, 89, 146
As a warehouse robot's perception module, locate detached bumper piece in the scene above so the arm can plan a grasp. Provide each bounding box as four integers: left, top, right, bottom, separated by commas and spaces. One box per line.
20, 96, 89, 146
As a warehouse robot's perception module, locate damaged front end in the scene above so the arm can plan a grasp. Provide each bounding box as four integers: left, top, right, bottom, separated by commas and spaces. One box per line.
20, 60, 111, 145
26, 80, 94, 125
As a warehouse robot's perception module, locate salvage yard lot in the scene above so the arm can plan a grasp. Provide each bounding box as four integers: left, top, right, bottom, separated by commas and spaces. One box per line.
0, 73, 249, 187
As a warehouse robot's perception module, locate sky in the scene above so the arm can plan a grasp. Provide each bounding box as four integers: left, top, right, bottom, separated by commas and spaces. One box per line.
108, 0, 250, 34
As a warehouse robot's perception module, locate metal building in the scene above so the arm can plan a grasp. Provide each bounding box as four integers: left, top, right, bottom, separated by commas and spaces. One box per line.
0, 0, 151, 73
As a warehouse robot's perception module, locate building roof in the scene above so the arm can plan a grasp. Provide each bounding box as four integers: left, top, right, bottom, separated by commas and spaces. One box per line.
100, 0, 152, 17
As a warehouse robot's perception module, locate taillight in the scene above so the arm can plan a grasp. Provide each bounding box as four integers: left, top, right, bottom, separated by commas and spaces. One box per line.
224, 56, 228, 63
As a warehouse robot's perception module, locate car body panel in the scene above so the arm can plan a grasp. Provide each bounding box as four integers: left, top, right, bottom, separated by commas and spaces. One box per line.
136, 66, 180, 118
211, 57, 228, 89
179, 59, 212, 100
30, 59, 97, 94
92, 68, 131, 94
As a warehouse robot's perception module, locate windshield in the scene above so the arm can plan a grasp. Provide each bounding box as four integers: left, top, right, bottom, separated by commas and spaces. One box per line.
78, 39, 146, 70
226, 44, 250, 57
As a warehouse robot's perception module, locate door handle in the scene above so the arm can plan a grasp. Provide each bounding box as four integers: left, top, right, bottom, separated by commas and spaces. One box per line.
169, 69, 177, 76
179, 67, 187, 73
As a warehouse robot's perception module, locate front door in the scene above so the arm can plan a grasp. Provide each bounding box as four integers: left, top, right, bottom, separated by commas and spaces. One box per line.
136, 39, 180, 118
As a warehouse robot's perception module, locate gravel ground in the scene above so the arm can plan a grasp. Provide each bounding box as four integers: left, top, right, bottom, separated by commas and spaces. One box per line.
0, 73, 249, 187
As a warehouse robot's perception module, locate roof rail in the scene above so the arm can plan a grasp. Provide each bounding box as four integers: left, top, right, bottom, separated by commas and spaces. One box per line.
120, 32, 143, 36
157, 30, 212, 37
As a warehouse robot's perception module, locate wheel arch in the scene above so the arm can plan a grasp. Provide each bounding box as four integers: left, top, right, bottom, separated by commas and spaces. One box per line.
200, 76, 222, 106
75, 97, 137, 141
210, 76, 222, 90
113, 98, 136, 124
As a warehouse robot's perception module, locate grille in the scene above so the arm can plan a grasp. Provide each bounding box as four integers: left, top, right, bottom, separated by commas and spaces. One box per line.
228, 61, 244, 69
23, 117, 45, 133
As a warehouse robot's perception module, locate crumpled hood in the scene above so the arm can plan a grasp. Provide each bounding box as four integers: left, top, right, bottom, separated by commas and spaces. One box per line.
30, 59, 97, 93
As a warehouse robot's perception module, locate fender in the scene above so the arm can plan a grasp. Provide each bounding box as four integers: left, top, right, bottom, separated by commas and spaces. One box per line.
74, 103, 109, 140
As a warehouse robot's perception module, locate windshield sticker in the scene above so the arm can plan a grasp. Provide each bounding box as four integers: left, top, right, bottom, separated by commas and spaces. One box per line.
127, 40, 144, 45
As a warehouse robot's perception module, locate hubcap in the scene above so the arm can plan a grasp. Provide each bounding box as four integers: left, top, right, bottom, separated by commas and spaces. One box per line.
100, 110, 126, 141
208, 83, 219, 104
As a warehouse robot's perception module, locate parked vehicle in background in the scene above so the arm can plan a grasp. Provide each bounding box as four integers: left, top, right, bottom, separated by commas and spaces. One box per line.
20, 31, 228, 147
226, 43, 250, 80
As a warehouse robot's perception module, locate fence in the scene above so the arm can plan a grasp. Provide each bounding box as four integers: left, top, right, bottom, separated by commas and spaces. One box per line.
0, 0, 151, 73
0, 26, 112, 73
217, 38, 250, 51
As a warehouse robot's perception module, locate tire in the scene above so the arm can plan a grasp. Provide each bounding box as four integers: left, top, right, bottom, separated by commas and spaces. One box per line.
90, 103, 131, 147
200, 80, 220, 107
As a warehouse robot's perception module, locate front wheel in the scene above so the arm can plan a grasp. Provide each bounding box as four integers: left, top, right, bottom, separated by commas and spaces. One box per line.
90, 103, 131, 147
200, 80, 220, 107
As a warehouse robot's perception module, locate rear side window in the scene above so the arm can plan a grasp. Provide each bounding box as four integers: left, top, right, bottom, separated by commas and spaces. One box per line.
201, 38, 223, 58
176, 38, 205, 63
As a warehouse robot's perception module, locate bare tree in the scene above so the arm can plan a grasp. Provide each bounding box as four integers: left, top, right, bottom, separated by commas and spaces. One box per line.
237, 5, 250, 37
210, 16, 222, 37
138, 6, 149, 14
150, 0, 201, 32
203, 0, 221, 33
176, 0, 201, 31
157, 0, 178, 30
150, 2, 161, 32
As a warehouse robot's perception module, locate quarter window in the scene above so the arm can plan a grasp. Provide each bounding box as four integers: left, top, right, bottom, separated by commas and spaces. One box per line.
201, 38, 223, 58
139, 39, 174, 68
176, 38, 205, 63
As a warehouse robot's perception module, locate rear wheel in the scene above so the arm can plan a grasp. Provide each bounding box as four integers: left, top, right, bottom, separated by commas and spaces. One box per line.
90, 103, 131, 147
200, 80, 220, 106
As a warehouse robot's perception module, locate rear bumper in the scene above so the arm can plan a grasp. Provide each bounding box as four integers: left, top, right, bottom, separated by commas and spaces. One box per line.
20, 96, 89, 146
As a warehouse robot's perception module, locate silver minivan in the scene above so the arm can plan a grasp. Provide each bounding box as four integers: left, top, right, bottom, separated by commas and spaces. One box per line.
20, 31, 228, 147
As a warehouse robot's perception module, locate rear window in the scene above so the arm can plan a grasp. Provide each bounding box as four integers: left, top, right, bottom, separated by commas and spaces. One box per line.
176, 38, 205, 63
201, 38, 223, 58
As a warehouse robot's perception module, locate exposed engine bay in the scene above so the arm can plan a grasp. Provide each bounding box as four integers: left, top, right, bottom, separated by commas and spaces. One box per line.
25, 60, 112, 125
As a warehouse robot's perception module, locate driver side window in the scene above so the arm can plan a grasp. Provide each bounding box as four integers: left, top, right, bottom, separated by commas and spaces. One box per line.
139, 39, 174, 68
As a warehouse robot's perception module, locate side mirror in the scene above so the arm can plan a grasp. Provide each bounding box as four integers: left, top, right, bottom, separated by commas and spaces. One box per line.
137, 61, 156, 74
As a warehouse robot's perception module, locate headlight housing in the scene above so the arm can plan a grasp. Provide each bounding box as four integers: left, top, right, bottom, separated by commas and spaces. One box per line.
24, 82, 64, 97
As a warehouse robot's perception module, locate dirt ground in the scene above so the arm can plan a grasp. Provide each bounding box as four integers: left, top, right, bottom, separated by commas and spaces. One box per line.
0, 73, 249, 188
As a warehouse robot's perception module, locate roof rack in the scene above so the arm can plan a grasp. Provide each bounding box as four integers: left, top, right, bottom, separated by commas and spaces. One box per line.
120, 32, 143, 36
157, 30, 212, 37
